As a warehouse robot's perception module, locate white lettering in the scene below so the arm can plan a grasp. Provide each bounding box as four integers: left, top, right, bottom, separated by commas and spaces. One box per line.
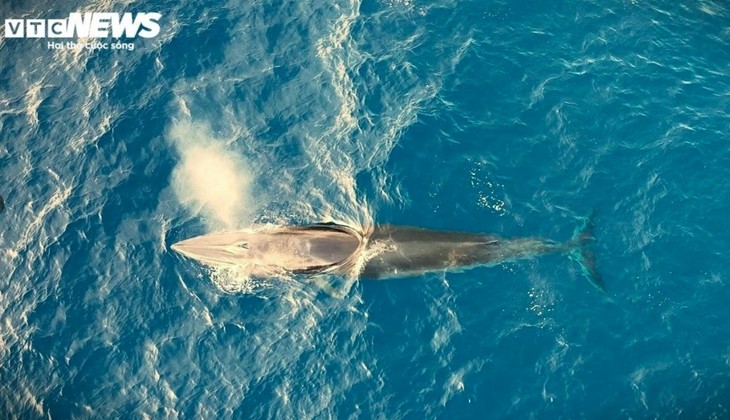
137, 12, 161, 38
111, 41, 134, 51
84, 41, 108, 50
47, 19, 68, 38
67, 12, 93, 38
5, 12, 161, 41
5, 19, 24, 37
110, 13, 142, 38
26, 19, 45, 38
89, 13, 113, 37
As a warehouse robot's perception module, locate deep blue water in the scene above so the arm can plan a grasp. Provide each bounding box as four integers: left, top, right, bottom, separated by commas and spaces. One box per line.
2, 0, 730, 417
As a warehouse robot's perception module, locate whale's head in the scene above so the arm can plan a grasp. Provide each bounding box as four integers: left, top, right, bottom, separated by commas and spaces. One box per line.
171, 230, 256, 267
171, 225, 362, 274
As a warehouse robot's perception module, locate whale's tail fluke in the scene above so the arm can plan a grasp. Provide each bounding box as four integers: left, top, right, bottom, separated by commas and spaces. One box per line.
568, 211, 603, 291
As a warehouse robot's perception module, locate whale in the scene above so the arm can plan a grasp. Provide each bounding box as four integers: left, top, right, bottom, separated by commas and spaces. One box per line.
171, 215, 602, 289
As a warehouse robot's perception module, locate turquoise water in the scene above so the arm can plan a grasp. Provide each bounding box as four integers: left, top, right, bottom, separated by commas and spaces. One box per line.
2, 0, 730, 417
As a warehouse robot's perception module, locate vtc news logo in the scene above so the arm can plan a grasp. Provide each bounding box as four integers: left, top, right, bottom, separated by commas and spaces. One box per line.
4, 12, 161, 38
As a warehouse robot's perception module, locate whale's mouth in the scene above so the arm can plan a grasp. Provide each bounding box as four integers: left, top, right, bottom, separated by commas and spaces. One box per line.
171, 224, 363, 274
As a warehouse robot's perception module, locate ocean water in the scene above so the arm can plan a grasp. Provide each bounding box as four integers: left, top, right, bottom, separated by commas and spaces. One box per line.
2, 0, 730, 417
